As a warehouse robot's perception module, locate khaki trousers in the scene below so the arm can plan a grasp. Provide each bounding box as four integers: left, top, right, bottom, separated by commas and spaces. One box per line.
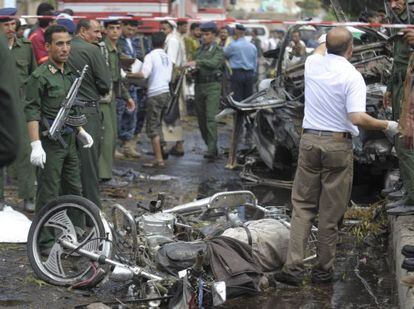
283, 133, 353, 277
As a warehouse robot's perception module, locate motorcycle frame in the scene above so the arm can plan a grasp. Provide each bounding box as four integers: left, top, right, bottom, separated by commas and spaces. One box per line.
55, 191, 308, 286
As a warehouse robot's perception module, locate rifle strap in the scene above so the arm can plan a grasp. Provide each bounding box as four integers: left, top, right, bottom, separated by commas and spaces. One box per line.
98, 42, 110, 66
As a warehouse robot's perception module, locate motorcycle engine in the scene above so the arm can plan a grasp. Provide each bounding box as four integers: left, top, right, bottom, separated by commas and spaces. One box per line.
139, 213, 176, 254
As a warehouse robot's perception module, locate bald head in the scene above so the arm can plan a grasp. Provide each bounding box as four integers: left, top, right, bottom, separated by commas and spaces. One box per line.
326, 27, 353, 57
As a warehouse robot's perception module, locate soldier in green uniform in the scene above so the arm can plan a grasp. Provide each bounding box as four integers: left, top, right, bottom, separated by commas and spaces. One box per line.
67, 19, 112, 207
0, 34, 20, 174
186, 22, 224, 160
384, 0, 414, 209
25, 25, 94, 213
98, 19, 134, 186
0, 8, 37, 211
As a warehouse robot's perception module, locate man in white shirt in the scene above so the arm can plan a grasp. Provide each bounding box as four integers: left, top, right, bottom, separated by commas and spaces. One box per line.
129, 32, 172, 167
264, 29, 284, 52
162, 20, 186, 68
275, 27, 399, 286
161, 20, 186, 156
284, 30, 306, 68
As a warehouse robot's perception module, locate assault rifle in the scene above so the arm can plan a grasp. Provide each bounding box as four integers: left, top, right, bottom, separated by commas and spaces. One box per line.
44, 65, 89, 147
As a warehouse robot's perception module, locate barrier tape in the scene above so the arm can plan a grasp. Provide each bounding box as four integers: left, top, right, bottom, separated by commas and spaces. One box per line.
2, 15, 414, 29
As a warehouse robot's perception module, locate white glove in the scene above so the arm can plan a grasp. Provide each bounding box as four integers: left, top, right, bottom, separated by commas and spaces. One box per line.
384, 121, 399, 138
318, 34, 327, 45
30, 140, 46, 169
78, 130, 94, 148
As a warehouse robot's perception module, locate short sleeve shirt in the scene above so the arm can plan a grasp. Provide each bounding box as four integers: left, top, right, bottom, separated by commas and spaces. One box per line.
302, 53, 366, 136
141, 48, 172, 97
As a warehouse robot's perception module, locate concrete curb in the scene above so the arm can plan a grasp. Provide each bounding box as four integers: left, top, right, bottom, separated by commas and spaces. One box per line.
390, 215, 414, 309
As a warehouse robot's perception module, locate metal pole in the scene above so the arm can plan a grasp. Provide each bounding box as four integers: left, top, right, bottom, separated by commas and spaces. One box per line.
59, 239, 164, 281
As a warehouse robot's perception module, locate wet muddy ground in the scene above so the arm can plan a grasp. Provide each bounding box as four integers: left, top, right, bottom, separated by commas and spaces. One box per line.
0, 117, 399, 308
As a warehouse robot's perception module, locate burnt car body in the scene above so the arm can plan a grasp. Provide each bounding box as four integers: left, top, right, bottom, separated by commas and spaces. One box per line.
222, 24, 396, 180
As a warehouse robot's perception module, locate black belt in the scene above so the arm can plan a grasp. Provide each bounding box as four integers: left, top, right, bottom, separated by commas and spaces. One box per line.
303, 129, 352, 139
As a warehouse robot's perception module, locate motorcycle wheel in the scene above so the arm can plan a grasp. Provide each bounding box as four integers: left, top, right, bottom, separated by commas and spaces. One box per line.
27, 195, 113, 287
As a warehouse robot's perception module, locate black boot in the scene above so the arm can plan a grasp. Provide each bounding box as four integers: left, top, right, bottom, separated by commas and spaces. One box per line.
381, 182, 402, 198
387, 204, 414, 216
385, 198, 408, 210
386, 188, 407, 201
402, 258, 414, 271
311, 268, 333, 284
273, 271, 303, 286
402, 245, 414, 258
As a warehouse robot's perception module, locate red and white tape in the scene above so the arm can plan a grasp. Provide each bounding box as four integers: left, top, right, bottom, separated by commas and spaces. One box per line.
2, 15, 414, 29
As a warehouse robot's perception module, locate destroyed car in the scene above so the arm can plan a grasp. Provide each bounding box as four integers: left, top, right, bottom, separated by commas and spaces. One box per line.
222, 24, 396, 183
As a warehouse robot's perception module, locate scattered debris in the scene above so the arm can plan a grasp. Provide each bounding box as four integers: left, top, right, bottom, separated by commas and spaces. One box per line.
101, 187, 129, 199
112, 168, 179, 182
344, 201, 388, 241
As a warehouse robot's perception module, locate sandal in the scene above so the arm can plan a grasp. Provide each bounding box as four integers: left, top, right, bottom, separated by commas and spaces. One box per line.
169, 146, 185, 157
142, 160, 165, 168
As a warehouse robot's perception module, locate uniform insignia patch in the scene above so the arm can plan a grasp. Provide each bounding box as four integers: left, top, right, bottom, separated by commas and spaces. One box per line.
48, 64, 57, 74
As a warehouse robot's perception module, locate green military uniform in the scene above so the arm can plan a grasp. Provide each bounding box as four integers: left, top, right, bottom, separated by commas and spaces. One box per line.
389, 10, 414, 204
0, 35, 20, 168
0, 37, 37, 203
98, 38, 131, 180
68, 36, 111, 207
194, 42, 224, 156
25, 60, 81, 212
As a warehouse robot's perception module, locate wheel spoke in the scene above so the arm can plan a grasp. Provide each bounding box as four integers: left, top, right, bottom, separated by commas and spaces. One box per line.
45, 209, 77, 241
78, 228, 100, 252
43, 243, 66, 277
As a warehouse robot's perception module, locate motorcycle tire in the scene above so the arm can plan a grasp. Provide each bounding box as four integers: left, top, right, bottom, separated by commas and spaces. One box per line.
27, 195, 113, 288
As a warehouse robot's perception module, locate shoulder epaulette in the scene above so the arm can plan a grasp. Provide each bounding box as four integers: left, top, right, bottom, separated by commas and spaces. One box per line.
31, 63, 48, 79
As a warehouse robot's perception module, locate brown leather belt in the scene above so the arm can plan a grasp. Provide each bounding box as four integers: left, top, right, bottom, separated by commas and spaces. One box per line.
303, 129, 352, 139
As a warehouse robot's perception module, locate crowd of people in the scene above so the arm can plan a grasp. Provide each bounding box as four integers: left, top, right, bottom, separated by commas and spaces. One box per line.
2, 0, 414, 288
0, 3, 264, 216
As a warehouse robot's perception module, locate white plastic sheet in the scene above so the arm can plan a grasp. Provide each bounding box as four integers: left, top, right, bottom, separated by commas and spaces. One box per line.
0, 206, 32, 243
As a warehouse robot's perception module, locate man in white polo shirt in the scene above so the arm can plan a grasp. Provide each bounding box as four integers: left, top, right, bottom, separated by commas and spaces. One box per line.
275, 27, 399, 286
129, 31, 172, 167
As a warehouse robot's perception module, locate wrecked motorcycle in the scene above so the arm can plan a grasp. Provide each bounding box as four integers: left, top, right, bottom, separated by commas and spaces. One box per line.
27, 191, 317, 307
219, 25, 397, 186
